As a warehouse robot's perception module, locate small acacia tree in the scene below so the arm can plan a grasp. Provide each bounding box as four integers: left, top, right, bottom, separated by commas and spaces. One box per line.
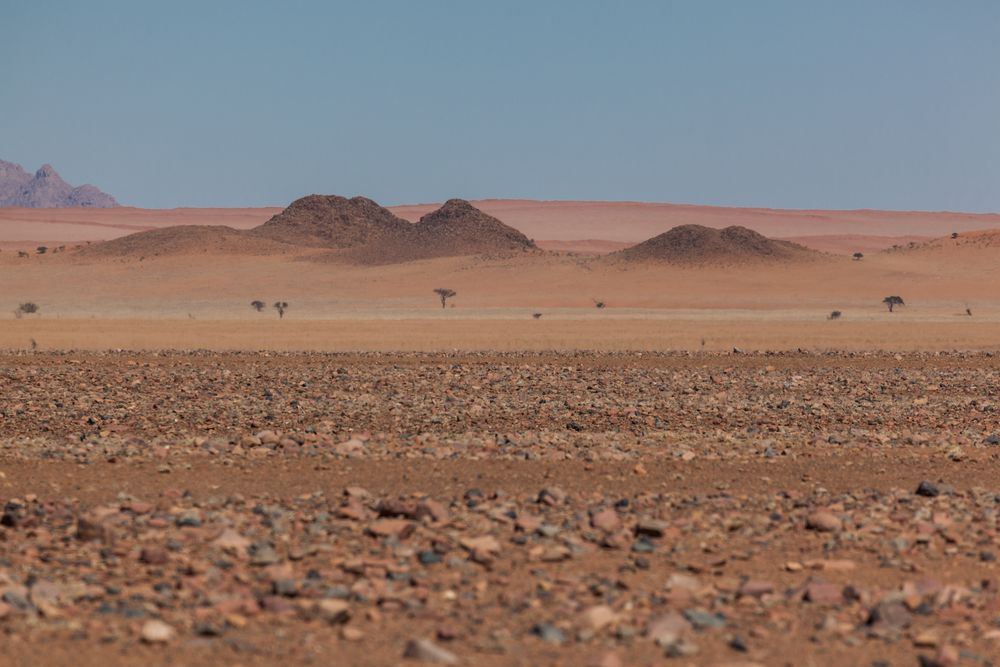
828, 310, 842, 320
36, 246, 47, 255
273, 301, 288, 319
433, 288, 456, 309
883, 295, 905, 313
250, 300, 265, 312
852, 252, 863, 261
14, 302, 39, 319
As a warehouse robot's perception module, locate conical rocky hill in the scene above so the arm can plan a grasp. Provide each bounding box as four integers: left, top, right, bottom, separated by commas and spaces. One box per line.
249, 195, 536, 264
247, 195, 411, 249
410, 198, 537, 255
617, 224, 818, 264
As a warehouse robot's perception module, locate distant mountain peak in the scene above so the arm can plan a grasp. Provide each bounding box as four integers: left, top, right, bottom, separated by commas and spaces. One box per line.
0, 159, 118, 208
35, 164, 59, 178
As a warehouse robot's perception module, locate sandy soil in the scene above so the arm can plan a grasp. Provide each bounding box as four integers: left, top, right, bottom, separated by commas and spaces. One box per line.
2, 318, 999, 353
1, 235, 997, 354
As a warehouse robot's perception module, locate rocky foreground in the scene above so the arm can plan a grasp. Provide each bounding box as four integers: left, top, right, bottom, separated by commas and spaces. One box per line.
1, 351, 999, 666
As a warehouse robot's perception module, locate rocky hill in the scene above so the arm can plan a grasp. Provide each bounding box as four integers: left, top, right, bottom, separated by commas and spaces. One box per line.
617, 224, 818, 264
250, 195, 537, 264
411, 198, 536, 255
0, 160, 118, 208
248, 195, 410, 249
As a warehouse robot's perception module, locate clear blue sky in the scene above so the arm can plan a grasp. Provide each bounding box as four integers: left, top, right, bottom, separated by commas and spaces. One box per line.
2, 1, 998, 211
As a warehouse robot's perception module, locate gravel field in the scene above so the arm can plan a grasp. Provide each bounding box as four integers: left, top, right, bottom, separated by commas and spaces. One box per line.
1, 351, 1000, 666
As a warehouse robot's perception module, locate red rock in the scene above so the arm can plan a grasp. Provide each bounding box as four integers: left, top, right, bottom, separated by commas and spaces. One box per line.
580, 604, 618, 631
806, 511, 842, 533
738, 580, 774, 598
139, 546, 169, 565
590, 508, 621, 533
416, 498, 449, 523
460, 535, 501, 554
804, 582, 843, 605
367, 519, 414, 539
211, 529, 251, 556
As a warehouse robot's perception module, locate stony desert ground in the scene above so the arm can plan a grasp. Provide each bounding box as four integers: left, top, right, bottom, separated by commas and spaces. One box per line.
2, 201, 1000, 667
2, 351, 1000, 667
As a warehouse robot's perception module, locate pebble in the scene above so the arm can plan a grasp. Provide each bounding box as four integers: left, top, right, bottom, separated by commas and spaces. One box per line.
806, 511, 842, 532
403, 638, 459, 664
141, 620, 176, 644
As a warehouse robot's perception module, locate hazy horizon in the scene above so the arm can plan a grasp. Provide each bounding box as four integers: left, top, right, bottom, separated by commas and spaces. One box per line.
3, 1, 999, 213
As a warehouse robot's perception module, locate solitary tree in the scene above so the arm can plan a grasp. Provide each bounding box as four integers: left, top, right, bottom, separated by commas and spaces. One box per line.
828, 310, 842, 320
36, 246, 47, 255
273, 301, 288, 319
433, 288, 456, 309
14, 302, 39, 319
852, 252, 864, 261
883, 296, 905, 313
951, 232, 959, 240
250, 300, 265, 312
593, 299, 606, 309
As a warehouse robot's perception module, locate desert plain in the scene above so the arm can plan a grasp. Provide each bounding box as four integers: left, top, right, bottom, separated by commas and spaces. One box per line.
1, 199, 1000, 667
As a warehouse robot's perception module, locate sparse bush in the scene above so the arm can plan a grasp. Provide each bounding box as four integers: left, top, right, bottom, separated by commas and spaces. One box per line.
966, 308, 973, 317
828, 310, 842, 320
593, 299, 606, 309
951, 232, 959, 240
532, 312, 543, 319
852, 252, 863, 261
273, 301, 288, 319
250, 300, 265, 312
433, 288, 456, 309
883, 295, 904, 313
14, 302, 39, 319
17, 251, 28, 258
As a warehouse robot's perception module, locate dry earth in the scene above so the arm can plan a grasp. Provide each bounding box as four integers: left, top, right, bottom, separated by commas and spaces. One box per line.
1, 351, 1000, 667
